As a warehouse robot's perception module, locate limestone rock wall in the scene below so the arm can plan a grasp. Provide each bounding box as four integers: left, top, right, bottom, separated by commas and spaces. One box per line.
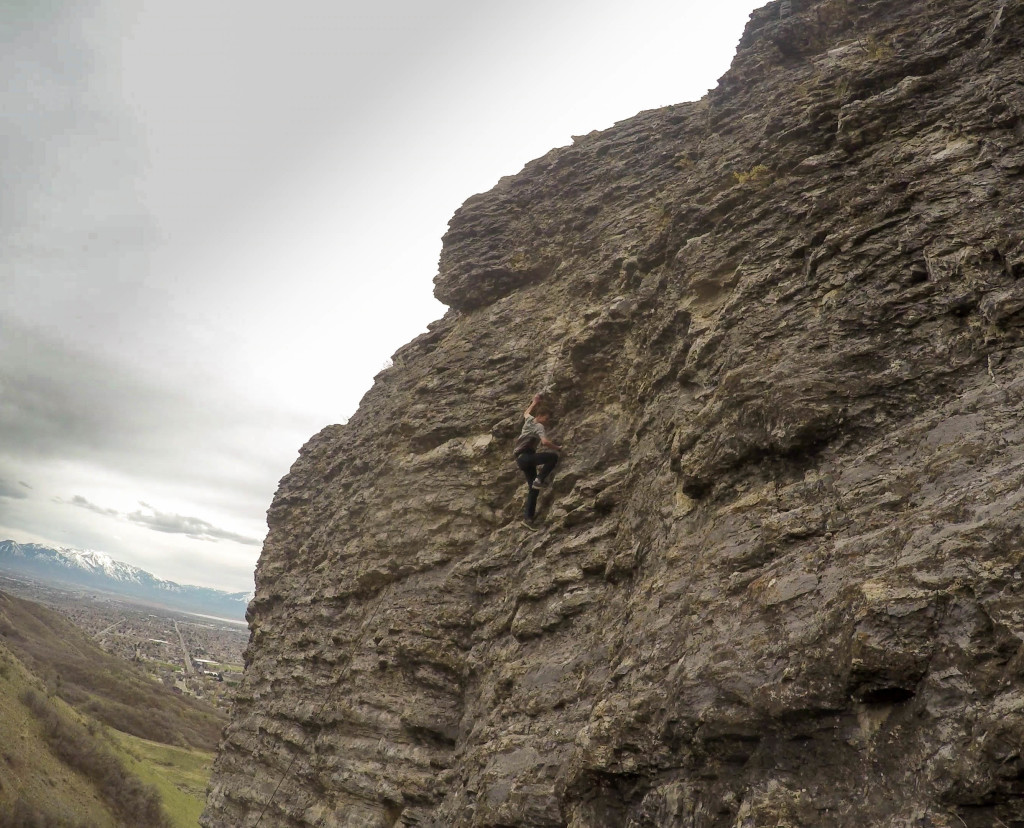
203, 0, 1024, 825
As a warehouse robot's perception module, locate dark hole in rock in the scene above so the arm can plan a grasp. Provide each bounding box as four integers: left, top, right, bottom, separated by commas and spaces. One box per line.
680, 475, 712, 499
860, 686, 916, 705
404, 723, 457, 749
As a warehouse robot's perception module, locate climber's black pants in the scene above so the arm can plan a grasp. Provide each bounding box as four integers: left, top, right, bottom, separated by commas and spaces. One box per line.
516, 451, 559, 519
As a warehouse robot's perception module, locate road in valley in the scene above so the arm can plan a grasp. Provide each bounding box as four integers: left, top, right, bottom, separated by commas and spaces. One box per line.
173, 619, 194, 674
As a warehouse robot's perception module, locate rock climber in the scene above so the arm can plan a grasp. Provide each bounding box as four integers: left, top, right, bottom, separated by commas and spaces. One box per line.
513, 393, 562, 527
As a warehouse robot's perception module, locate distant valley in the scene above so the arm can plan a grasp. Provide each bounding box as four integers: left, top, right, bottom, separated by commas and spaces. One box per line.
0, 540, 251, 621
0, 587, 235, 825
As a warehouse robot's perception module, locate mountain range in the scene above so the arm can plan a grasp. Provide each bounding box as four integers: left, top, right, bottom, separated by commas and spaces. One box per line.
0, 539, 251, 621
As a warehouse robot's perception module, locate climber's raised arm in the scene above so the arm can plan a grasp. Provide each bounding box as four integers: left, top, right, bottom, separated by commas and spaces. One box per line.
524, 393, 543, 419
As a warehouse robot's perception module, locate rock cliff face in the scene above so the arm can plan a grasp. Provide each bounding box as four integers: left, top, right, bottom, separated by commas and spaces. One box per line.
203, 0, 1024, 825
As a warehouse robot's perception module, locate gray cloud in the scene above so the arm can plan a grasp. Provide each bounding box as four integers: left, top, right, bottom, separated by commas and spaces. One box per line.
0, 318, 307, 484
0, 1, 293, 572
1, 0, 154, 324
68, 495, 119, 517
0, 319, 181, 461
0, 316, 299, 580
127, 503, 261, 546
0, 480, 29, 500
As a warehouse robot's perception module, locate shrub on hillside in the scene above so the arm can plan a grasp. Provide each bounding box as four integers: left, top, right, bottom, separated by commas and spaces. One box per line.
0, 593, 226, 751
0, 796, 90, 828
19, 689, 171, 828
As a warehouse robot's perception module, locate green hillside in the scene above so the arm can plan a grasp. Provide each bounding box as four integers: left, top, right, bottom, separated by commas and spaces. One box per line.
0, 590, 228, 825
108, 730, 215, 828
0, 642, 136, 826
0, 590, 226, 750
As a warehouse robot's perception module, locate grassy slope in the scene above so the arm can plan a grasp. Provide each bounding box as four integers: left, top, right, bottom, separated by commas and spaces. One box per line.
0, 590, 226, 750
0, 643, 119, 827
0, 590, 230, 825
107, 730, 214, 828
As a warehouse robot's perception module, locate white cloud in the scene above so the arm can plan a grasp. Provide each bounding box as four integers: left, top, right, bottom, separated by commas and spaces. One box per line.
0, 480, 29, 501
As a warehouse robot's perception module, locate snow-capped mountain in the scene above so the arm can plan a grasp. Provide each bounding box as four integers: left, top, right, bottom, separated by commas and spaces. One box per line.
0, 540, 251, 621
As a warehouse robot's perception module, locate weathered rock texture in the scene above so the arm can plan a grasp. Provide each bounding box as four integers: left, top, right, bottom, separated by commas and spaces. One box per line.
203, 0, 1024, 825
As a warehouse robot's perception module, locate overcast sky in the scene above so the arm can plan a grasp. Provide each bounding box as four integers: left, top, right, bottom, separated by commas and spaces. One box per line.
0, 0, 763, 593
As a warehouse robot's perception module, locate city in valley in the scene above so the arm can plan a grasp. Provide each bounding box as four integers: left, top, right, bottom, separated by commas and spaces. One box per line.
0, 572, 248, 709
